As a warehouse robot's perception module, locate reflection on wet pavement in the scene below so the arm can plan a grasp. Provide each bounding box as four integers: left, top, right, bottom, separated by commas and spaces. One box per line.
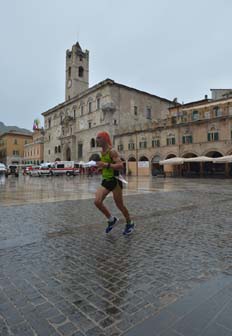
0, 175, 152, 206
1, 175, 232, 335
2, 174, 232, 206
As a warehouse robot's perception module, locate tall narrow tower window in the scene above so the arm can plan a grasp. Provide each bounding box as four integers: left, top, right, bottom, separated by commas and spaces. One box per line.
68, 67, 71, 78
78, 66, 84, 77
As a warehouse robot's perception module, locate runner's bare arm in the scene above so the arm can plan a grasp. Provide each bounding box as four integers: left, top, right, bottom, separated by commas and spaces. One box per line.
109, 149, 124, 170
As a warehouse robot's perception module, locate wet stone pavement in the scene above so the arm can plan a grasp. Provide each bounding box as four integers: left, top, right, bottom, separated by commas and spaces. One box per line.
0, 175, 232, 335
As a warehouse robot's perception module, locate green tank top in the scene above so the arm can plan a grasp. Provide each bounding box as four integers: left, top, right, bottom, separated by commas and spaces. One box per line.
101, 151, 114, 180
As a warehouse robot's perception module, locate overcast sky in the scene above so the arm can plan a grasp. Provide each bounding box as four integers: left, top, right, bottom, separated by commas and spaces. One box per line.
1, 0, 232, 130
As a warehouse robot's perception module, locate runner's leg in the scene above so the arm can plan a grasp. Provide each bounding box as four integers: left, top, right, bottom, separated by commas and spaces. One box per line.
112, 184, 131, 222
94, 186, 111, 218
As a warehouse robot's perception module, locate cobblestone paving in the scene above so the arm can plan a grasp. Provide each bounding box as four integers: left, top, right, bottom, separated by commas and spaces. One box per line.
0, 176, 232, 335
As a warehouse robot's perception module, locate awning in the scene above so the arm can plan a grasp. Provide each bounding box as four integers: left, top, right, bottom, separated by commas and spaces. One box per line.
184, 156, 213, 162
159, 157, 184, 165
213, 155, 232, 163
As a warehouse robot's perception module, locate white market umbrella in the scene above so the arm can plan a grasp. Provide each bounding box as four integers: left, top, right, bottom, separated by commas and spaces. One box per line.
184, 156, 213, 162
213, 155, 232, 163
159, 157, 184, 165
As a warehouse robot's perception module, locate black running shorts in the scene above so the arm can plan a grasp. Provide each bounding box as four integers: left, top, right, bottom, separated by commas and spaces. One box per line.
101, 178, 123, 191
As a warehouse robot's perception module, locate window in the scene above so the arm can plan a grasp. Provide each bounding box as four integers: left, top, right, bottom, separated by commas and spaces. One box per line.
55, 146, 58, 153
118, 144, 124, 151
78, 66, 84, 77
205, 111, 210, 119
90, 138, 95, 148
182, 135, 193, 144
166, 137, 175, 145
134, 106, 138, 116
97, 98, 101, 110
192, 110, 199, 121
139, 141, 147, 149
128, 143, 135, 150
88, 121, 92, 129
152, 139, 160, 147
25, 140, 28, 145
81, 105, 84, 116
58, 146, 61, 153
181, 112, 188, 123
78, 143, 83, 158
68, 67, 71, 78
14, 139, 18, 145
88, 102, 92, 113
146, 107, 151, 119
113, 120, 118, 125
208, 131, 219, 141
48, 118, 51, 128
213, 106, 222, 117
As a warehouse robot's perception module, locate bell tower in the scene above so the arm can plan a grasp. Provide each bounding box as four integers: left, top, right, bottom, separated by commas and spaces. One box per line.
65, 42, 89, 100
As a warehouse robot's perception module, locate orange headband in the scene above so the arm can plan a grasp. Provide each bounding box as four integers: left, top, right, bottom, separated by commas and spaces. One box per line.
97, 131, 112, 146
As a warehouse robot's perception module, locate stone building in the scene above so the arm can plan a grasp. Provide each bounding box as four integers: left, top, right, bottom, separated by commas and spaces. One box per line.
0, 131, 32, 165
114, 90, 232, 176
24, 129, 45, 165
42, 42, 174, 165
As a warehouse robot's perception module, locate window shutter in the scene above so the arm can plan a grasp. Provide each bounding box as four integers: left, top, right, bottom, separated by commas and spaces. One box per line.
207, 133, 211, 141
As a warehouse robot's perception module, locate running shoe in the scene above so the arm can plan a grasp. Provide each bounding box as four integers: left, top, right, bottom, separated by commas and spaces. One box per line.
105, 217, 119, 233
123, 221, 135, 235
